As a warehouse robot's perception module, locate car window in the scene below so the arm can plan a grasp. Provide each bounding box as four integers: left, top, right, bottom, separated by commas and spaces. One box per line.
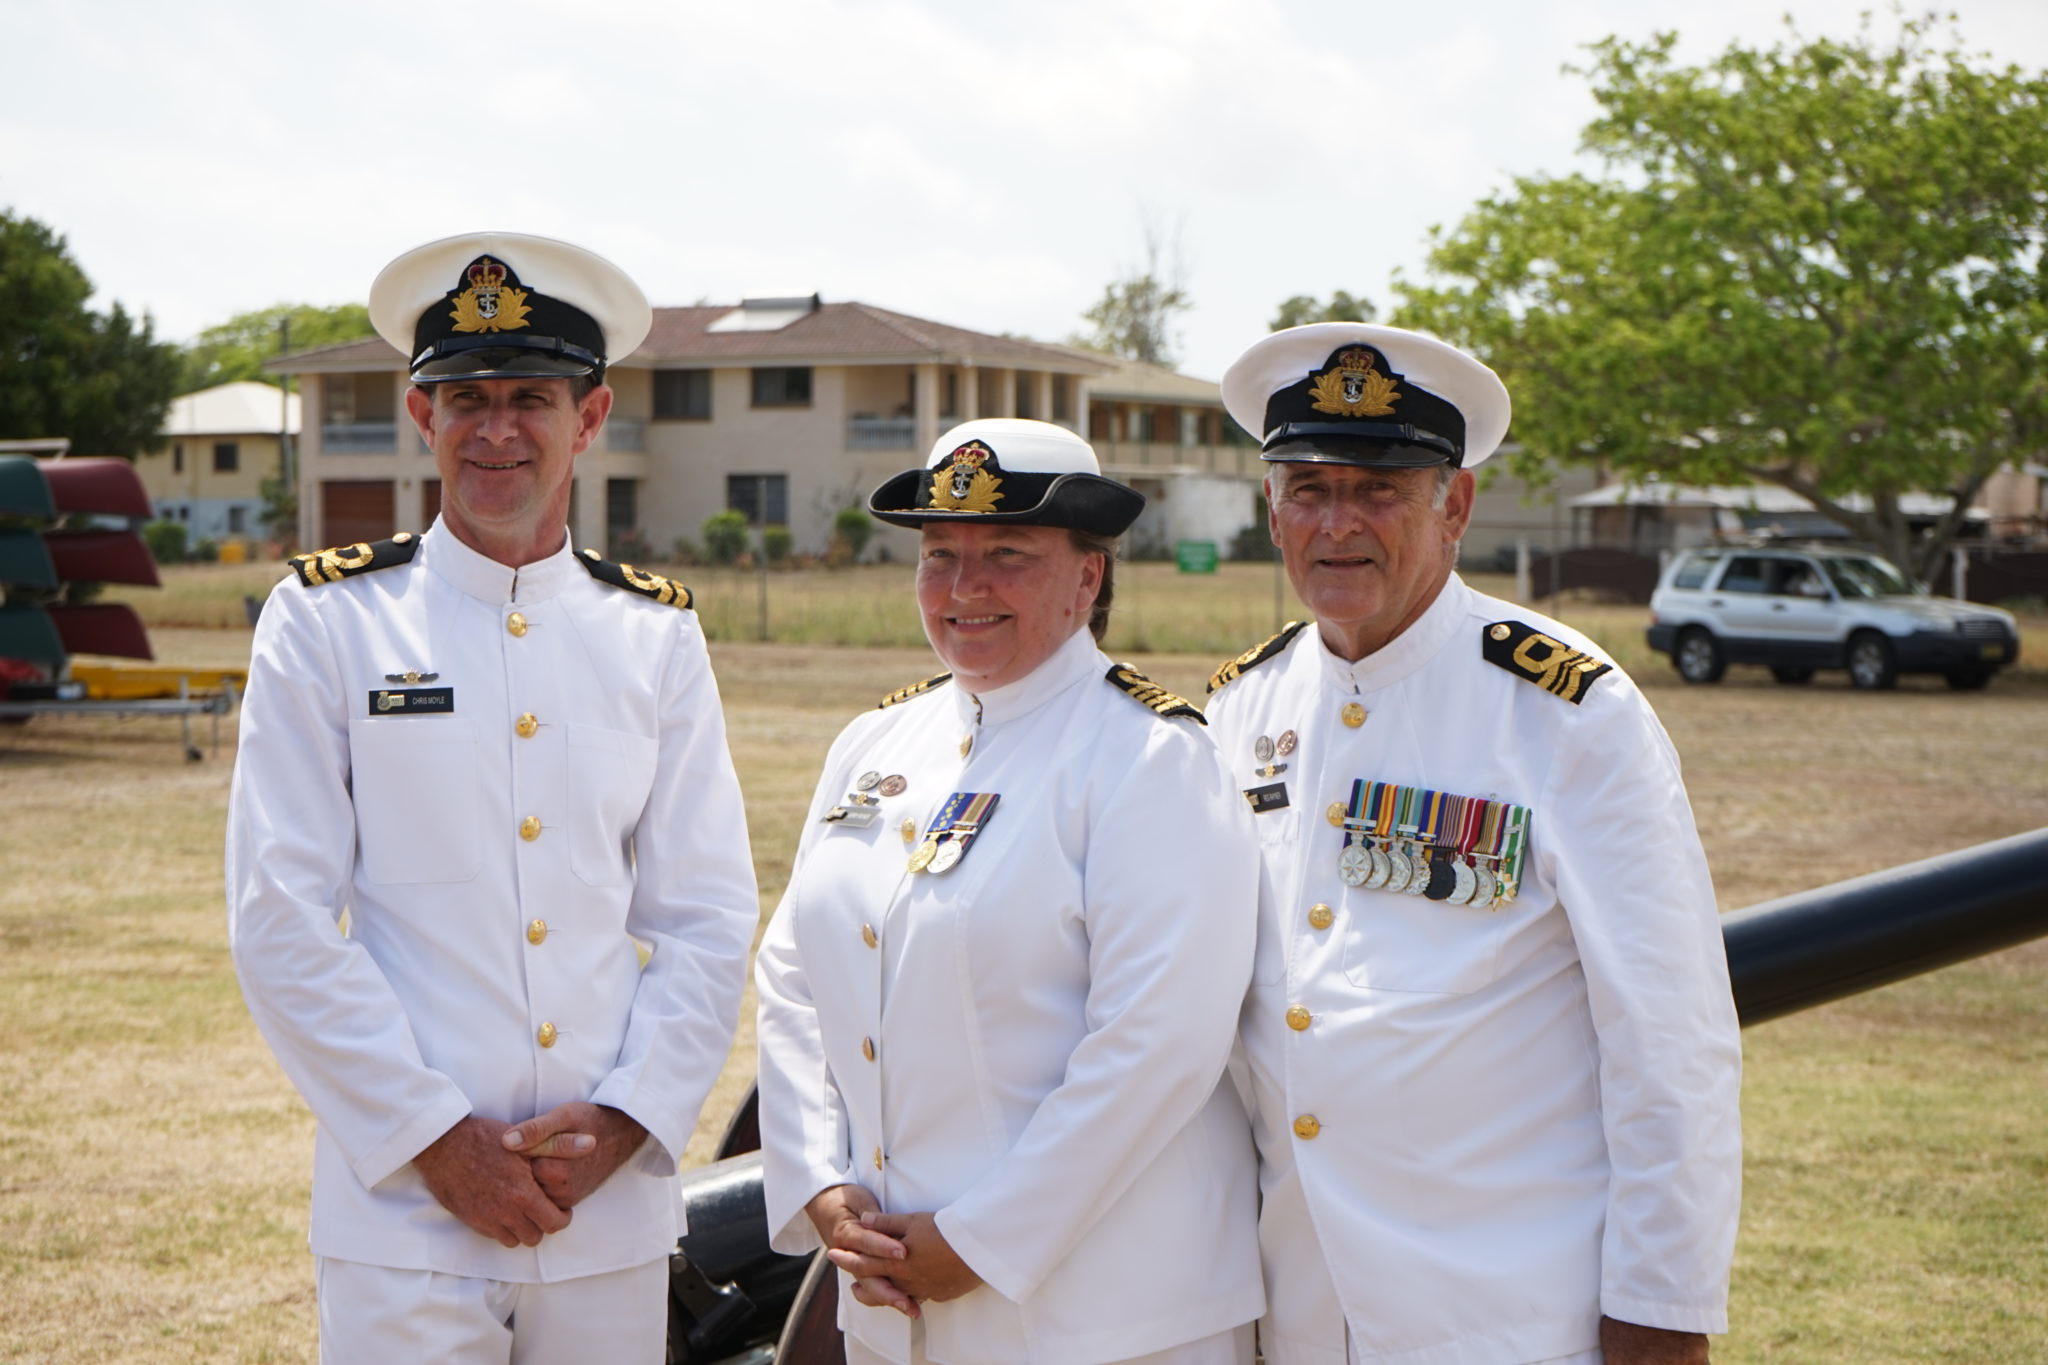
1821, 555, 1918, 599
1768, 560, 1820, 596
1719, 557, 1771, 594
1672, 554, 1718, 589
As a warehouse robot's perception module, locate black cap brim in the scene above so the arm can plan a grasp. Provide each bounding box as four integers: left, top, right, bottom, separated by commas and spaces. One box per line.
867, 469, 1145, 535
1260, 434, 1457, 469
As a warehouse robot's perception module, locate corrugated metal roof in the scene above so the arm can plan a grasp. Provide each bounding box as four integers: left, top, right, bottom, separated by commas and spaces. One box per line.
164, 381, 301, 435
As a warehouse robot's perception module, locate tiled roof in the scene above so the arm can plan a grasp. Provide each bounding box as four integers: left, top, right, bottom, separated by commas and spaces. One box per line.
269, 301, 1114, 373
1086, 356, 1223, 405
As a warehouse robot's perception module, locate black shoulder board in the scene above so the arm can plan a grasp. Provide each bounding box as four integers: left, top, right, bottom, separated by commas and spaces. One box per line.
580, 549, 692, 609
879, 672, 951, 709
289, 532, 421, 587
1482, 620, 1614, 704
1208, 620, 1308, 694
1106, 663, 1206, 724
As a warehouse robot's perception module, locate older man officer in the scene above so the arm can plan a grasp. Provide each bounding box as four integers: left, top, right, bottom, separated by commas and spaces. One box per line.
227, 232, 758, 1362
1206, 325, 1741, 1365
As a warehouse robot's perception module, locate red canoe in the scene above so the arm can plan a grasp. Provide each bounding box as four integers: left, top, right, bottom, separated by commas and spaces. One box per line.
44, 530, 162, 587
48, 603, 154, 660
39, 457, 156, 520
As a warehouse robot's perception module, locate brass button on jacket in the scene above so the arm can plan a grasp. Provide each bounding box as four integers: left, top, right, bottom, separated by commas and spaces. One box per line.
1286, 1005, 1312, 1032
516, 713, 539, 739
1293, 1114, 1321, 1140
1308, 904, 1335, 931
507, 612, 529, 638
527, 919, 548, 946
536, 1021, 558, 1048
862, 1037, 876, 1062
519, 815, 542, 842
1340, 702, 1366, 728
861, 923, 878, 949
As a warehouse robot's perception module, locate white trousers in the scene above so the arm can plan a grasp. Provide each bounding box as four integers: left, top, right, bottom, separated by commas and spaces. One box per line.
316, 1255, 668, 1365
844, 1320, 1254, 1365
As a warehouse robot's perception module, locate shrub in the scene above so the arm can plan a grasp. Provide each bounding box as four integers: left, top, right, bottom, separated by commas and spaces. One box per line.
142, 519, 189, 565
669, 536, 701, 566
762, 523, 795, 566
609, 529, 654, 564
702, 510, 749, 566
191, 537, 220, 564
832, 505, 874, 561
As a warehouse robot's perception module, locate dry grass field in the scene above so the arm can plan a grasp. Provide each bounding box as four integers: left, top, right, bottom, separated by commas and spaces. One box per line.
3, 563, 2044, 1363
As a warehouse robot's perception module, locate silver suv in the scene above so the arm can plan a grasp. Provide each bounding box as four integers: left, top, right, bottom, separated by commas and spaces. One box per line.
1646, 547, 2020, 690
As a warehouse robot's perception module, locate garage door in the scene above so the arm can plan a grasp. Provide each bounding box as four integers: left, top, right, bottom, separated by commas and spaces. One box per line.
321, 480, 395, 548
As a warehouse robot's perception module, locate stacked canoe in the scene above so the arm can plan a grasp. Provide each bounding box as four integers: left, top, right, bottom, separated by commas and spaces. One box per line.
0, 455, 160, 695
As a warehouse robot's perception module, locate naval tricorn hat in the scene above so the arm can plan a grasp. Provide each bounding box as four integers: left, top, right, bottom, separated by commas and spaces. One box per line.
1222, 323, 1511, 470
867, 419, 1146, 536
369, 231, 653, 384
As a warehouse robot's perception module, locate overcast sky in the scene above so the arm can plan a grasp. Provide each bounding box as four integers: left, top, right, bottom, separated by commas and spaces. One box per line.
5, 0, 2045, 382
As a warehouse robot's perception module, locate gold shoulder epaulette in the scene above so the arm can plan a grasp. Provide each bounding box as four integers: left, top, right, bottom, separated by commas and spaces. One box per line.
879, 672, 952, 708
289, 532, 421, 587
1207, 620, 1308, 693
579, 549, 692, 609
1482, 620, 1613, 704
1106, 663, 1206, 724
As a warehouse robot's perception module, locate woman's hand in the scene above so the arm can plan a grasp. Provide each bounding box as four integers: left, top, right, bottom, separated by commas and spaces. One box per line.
805, 1185, 919, 1318
850, 1211, 983, 1304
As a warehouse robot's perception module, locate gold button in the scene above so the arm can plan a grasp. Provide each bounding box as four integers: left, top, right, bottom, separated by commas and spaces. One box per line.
392, 531, 414, 544
527, 918, 547, 945
862, 1037, 876, 1062
861, 923, 878, 949
1293, 1114, 1321, 1140
536, 1021, 557, 1048
507, 612, 528, 638
519, 815, 541, 841
1308, 904, 1335, 931
900, 819, 917, 844
1286, 1005, 1312, 1031
872, 1146, 884, 1170
959, 734, 973, 757
1340, 702, 1366, 728
516, 712, 539, 739
1489, 623, 1512, 641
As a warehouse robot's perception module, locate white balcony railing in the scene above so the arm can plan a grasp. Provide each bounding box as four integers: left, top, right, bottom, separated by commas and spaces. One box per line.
848, 417, 917, 450
604, 419, 646, 453
321, 422, 398, 453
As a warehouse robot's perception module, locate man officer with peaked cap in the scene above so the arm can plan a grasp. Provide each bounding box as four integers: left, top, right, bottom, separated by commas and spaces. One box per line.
227, 232, 758, 1361
1205, 324, 1741, 1365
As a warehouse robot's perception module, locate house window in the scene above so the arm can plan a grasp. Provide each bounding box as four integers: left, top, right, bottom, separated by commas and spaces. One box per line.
1051, 375, 1073, 423
727, 473, 789, 526
751, 367, 812, 408
228, 506, 246, 534
172, 443, 184, 474
606, 478, 638, 534
653, 370, 711, 420
213, 441, 239, 472
942, 370, 959, 418
1014, 372, 1034, 419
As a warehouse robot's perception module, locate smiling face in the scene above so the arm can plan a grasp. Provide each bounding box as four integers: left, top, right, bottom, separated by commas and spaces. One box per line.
915, 522, 1104, 693
1267, 460, 1474, 661
404, 375, 612, 567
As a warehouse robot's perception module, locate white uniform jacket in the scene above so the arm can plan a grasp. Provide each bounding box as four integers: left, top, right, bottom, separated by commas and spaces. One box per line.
226, 522, 759, 1282
1207, 576, 1741, 1365
755, 626, 1264, 1365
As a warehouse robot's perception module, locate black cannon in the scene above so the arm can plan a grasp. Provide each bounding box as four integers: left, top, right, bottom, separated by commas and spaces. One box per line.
666, 827, 2048, 1364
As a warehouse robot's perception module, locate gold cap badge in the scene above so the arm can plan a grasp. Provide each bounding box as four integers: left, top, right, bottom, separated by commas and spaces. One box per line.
449, 257, 532, 335
928, 440, 1005, 514
1309, 346, 1401, 418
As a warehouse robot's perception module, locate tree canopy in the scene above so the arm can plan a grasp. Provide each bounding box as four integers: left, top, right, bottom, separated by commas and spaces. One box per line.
0, 210, 181, 458
1072, 220, 1191, 367
1270, 290, 1378, 330
1396, 15, 2048, 580
180, 302, 373, 393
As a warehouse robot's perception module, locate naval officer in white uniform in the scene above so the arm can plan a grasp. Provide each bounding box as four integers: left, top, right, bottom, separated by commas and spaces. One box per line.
755, 419, 1264, 1365
1206, 325, 1742, 1365
227, 232, 759, 1362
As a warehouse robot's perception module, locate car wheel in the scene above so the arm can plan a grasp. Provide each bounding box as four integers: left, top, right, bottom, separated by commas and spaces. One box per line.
1769, 666, 1815, 685
1846, 632, 1898, 690
1944, 666, 1993, 691
1675, 628, 1726, 684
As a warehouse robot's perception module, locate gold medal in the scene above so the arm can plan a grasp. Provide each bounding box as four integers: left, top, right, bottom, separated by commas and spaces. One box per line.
1326, 802, 1346, 828
907, 839, 939, 872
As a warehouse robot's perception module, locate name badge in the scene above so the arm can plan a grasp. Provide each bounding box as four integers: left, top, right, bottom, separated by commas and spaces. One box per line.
1244, 782, 1290, 814
367, 687, 455, 716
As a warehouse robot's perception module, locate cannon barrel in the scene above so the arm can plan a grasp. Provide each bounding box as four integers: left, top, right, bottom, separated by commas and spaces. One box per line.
1724, 826, 2048, 1026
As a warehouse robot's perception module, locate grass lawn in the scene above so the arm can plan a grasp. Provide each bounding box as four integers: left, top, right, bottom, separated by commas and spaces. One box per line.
4, 561, 2044, 1362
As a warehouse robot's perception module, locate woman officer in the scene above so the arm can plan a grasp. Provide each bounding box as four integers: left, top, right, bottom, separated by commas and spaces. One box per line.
755, 418, 1263, 1365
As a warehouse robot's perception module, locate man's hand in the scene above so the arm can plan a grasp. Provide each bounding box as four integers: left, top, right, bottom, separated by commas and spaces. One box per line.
412, 1115, 573, 1248
1600, 1316, 1710, 1365
851, 1211, 981, 1304
501, 1102, 648, 1211
805, 1184, 918, 1318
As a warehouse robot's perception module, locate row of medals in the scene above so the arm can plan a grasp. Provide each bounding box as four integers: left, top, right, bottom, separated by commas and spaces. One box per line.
1251, 727, 1517, 909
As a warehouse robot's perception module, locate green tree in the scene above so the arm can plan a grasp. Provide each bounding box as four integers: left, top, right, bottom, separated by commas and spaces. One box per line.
1396, 15, 2048, 582
181, 302, 374, 392
1270, 290, 1378, 330
0, 210, 181, 458
1073, 219, 1191, 367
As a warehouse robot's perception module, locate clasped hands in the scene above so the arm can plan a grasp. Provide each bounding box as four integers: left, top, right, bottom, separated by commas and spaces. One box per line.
412, 1102, 647, 1249
806, 1184, 983, 1318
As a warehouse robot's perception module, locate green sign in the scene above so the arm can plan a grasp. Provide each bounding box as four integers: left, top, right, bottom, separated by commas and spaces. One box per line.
1175, 539, 1219, 574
